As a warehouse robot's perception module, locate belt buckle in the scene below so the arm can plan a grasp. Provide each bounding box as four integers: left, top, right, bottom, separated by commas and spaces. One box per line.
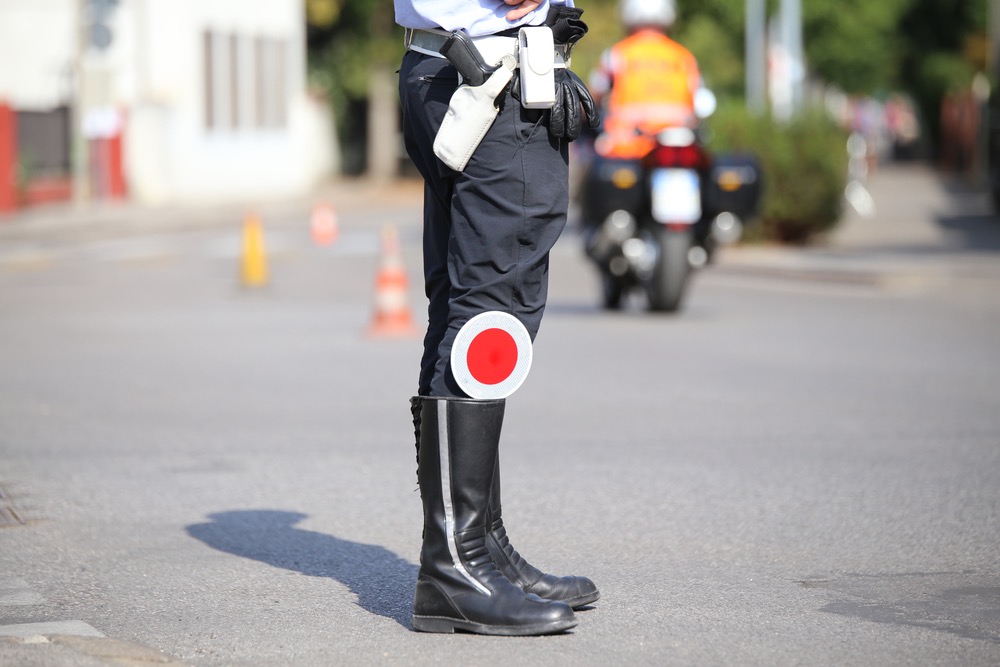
404, 28, 415, 50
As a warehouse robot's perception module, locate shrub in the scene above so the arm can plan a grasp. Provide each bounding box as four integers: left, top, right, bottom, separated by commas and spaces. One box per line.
706, 104, 849, 244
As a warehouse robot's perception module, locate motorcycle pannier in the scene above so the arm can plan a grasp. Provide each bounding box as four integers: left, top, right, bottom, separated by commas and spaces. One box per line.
580, 155, 645, 226
703, 153, 762, 220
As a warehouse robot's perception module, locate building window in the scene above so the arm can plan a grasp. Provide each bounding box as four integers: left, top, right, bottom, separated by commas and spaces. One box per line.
203, 30, 214, 129
255, 36, 288, 129
203, 30, 234, 130
204, 29, 288, 133
229, 33, 240, 128
254, 36, 266, 128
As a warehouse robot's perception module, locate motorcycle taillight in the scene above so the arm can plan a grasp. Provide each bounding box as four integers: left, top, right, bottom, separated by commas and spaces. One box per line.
647, 143, 705, 169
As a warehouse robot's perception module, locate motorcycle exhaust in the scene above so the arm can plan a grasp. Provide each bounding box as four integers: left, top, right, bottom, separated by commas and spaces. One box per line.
604, 210, 637, 242
587, 210, 637, 262
688, 245, 709, 268
709, 212, 743, 245
622, 236, 657, 279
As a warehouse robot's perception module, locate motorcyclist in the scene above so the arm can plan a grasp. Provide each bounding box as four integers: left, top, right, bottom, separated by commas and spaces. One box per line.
589, 0, 701, 159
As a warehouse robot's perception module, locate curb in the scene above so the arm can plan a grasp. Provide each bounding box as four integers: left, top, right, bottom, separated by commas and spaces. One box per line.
712, 240, 1000, 288
1, 634, 190, 667
0, 178, 425, 245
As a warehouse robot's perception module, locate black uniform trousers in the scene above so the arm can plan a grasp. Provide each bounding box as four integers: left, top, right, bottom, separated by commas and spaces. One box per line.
398, 50, 569, 398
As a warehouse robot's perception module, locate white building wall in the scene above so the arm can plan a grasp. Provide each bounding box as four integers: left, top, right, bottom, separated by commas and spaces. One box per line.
0, 0, 76, 110
124, 0, 336, 204
0, 0, 336, 205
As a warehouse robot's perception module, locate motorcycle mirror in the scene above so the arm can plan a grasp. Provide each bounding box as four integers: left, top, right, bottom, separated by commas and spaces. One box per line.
694, 88, 717, 119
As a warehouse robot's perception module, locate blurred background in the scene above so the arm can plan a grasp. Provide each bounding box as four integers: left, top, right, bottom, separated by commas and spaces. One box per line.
0, 0, 994, 244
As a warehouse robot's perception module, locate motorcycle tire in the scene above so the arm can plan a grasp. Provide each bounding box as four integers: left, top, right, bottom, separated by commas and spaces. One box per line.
646, 228, 692, 313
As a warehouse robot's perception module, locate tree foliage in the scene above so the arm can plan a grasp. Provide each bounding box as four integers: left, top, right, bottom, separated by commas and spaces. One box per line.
708, 104, 848, 243
304, 0, 343, 27
307, 0, 399, 101
898, 0, 988, 146
674, 12, 744, 99
801, 0, 911, 95
568, 1, 623, 83
306, 0, 399, 173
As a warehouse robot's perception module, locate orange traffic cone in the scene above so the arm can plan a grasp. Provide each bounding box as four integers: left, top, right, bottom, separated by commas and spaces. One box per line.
310, 201, 339, 246
367, 225, 419, 338
240, 212, 269, 288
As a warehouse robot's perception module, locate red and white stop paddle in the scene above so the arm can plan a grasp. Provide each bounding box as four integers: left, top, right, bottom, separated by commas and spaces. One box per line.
451, 311, 533, 399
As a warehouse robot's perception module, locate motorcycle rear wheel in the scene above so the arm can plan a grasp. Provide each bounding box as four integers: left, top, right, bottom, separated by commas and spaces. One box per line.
647, 228, 692, 313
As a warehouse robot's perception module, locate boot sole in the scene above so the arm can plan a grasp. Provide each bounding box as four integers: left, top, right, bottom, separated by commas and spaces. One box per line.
412, 615, 578, 636
565, 590, 600, 610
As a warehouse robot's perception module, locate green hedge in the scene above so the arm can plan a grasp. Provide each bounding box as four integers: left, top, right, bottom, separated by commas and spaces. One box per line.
706, 105, 850, 244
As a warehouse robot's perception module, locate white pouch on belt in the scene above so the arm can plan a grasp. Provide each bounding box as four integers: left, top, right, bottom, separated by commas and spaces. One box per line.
518, 26, 556, 109
433, 54, 516, 172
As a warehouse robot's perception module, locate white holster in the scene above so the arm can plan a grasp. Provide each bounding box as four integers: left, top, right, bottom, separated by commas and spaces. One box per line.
433, 55, 516, 172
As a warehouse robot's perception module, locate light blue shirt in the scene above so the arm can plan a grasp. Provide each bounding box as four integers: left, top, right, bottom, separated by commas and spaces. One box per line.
395, 0, 573, 37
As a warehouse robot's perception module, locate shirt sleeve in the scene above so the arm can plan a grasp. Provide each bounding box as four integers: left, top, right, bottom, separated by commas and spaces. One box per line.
396, 1, 572, 34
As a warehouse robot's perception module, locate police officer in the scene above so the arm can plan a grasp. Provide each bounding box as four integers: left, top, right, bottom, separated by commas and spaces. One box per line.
395, 0, 600, 636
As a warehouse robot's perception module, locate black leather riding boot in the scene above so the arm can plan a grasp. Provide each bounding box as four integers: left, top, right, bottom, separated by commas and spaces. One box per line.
486, 457, 601, 609
410, 397, 577, 635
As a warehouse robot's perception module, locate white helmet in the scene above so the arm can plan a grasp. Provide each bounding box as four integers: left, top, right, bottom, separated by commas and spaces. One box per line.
621, 0, 676, 30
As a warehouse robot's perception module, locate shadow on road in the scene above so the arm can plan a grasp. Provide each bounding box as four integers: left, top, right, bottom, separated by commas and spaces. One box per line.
931, 176, 1000, 252
935, 212, 1000, 252
186, 510, 416, 629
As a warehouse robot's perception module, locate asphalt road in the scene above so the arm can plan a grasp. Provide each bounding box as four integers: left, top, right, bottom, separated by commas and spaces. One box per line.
1, 166, 999, 666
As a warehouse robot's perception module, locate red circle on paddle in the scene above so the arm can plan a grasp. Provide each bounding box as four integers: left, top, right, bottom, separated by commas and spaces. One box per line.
466, 328, 518, 385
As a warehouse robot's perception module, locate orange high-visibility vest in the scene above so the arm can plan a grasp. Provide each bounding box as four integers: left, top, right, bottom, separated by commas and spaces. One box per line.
597, 30, 701, 159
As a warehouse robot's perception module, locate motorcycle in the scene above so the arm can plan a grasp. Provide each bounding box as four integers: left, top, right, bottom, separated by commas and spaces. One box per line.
578, 101, 761, 313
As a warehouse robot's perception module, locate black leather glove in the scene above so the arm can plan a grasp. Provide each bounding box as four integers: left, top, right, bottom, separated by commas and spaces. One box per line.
546, 6, 589, 46
548, 69, 601, 141
510, 68, 600, 141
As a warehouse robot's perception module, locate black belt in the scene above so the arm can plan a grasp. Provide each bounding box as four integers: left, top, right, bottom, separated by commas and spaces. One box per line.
403, 27, 571, 62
